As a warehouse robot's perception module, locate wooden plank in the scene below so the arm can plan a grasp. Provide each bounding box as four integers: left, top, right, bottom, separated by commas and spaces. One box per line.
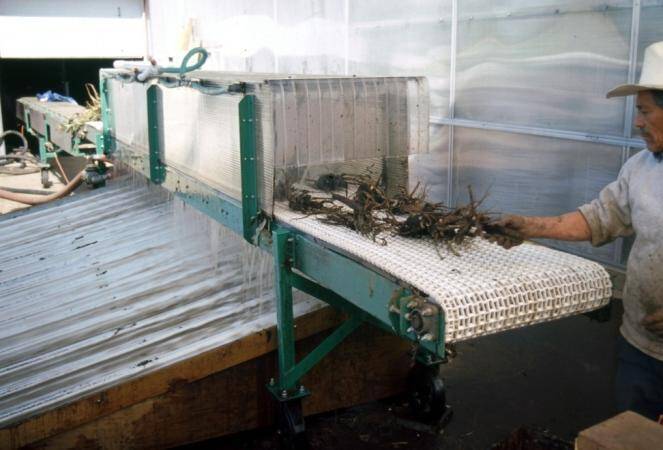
0, 307, 345, 449
23, 322, 412, 449
575, 411, 663, 450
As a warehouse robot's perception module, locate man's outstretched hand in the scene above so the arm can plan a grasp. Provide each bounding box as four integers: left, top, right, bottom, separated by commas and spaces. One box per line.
497, 214, 531, 238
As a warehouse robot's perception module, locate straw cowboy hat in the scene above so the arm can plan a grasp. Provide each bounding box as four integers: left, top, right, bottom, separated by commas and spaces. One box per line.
607, 41, 663, 98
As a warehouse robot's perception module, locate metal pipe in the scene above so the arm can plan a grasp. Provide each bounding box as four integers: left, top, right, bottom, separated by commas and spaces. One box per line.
0, 171, 84, 205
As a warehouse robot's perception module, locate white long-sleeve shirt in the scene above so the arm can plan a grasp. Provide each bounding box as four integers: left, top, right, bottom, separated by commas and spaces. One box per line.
579, 149, 663, 360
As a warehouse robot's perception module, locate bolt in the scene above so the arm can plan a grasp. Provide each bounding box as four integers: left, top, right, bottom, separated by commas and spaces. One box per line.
388, 305, 400, 313
407, 301, 418, 309
299, 385, 306, 393
404, 313, 411, 321
269, 378, 275, 386
406, 327, 414, 334
281, 390, 288, 399
421, 333, 434, 342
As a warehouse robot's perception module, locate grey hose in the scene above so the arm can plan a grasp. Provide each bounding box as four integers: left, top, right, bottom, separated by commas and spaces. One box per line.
0, 171, 84, 205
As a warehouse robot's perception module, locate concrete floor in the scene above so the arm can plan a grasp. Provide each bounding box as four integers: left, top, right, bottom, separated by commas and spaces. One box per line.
186, 301, 621, 449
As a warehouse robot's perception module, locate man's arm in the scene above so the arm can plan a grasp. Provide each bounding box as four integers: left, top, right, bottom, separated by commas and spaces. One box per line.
501, 211, 592, 241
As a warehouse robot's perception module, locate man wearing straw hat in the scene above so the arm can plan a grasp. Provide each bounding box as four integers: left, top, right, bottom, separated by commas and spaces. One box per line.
503, 42, 663, 421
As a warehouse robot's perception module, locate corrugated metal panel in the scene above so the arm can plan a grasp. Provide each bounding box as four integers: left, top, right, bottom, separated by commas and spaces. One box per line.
0, 179, 322, 428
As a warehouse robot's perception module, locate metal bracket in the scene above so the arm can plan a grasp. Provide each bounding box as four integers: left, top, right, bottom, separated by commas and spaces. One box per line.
389, 289, 446, 360
266, 379, 310, 402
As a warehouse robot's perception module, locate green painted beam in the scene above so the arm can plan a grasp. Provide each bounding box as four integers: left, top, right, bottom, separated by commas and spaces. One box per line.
292, 234, 401, 329
282, 315, 363, 388
239, 95, 260, 243
99, 77, 113, 155
146, 85, 166, 184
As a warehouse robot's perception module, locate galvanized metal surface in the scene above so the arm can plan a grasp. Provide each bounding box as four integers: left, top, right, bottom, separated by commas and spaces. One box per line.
0, 179, 322, 428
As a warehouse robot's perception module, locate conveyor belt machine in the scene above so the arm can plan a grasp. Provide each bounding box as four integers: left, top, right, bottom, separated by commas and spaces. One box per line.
98, 52, 612, 439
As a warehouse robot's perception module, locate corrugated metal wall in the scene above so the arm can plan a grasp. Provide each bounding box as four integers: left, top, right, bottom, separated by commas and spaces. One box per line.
145, 0, 663, 268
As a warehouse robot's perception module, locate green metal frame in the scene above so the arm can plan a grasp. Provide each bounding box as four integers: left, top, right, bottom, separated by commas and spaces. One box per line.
239, 95, 261, 242
146, 85, 166, 184
99, 76, 113, 155
19, 98, 105, 166
105, 85, 447, 404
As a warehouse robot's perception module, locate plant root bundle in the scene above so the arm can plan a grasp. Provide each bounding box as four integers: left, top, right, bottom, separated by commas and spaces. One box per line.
287, 174, 524, 255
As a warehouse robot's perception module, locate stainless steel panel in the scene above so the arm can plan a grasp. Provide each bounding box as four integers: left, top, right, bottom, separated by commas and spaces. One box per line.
50, 126, 73, 152
348, 5, 452, 117
452, 127, 623, 264
455, 0, 633, 135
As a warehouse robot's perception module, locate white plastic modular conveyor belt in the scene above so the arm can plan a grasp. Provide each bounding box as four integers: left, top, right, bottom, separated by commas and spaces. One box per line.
274, 204, 612, 343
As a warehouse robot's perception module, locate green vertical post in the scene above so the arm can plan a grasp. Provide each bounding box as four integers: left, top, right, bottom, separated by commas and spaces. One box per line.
239, 95, 260, 242
273, 229, 296, 392
99, 76, 113, 155
146, 85, 166, 184
37, 137, 49, 166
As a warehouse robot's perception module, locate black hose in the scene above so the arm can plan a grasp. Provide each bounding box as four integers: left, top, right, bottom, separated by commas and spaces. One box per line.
0, 130, 29, 153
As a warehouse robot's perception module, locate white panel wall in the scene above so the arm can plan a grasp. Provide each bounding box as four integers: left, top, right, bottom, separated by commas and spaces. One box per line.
0, 0, 145, 58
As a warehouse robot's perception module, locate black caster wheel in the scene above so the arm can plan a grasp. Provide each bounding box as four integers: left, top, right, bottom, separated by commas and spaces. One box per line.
277, 399, 309, 450
407, 363, 450, 423
40, 168, 52, 189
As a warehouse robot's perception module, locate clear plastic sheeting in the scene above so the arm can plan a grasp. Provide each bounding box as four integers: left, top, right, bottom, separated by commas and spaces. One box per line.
159, 86, 244, 200
348, 1, 453, 118
106, 79, 149, 152
274, 204, 612, 343
451, 127, 623, 264
274, 0, 345, 74
0, 179, 322, 428
454, 0, 633, 135
408, 124, 451, 204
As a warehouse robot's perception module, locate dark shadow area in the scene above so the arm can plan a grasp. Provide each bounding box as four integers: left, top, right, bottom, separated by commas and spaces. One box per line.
0, 58, 115, 151
176, 300, 622, 449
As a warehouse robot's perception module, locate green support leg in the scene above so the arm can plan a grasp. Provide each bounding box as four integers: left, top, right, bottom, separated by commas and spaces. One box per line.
269, 229, 364, 399
272, 229, 297, 396
38, 137, 48, 163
